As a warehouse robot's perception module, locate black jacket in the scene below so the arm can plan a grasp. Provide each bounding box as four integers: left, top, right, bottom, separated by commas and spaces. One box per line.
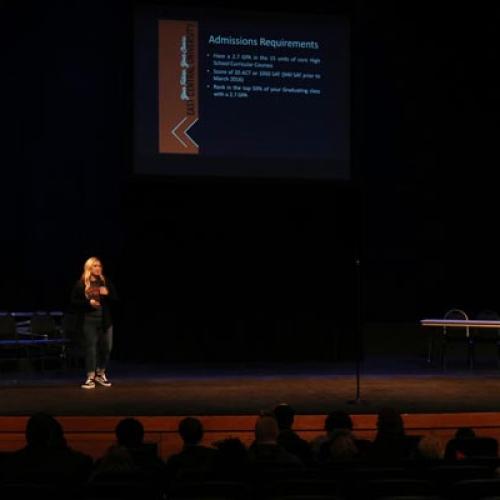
70, 279, 118, 331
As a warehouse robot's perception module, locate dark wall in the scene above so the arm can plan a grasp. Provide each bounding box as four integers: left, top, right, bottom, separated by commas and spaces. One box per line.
2, 1, 499, 362
119, 176, 358, 361
2, 0, 130, 307
358, 3, 500, 321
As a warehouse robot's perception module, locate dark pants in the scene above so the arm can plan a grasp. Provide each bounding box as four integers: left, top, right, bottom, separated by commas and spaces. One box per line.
83, 315, 113, 375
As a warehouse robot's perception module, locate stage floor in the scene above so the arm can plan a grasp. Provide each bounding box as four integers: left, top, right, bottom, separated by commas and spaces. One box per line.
2, 357, 500, 416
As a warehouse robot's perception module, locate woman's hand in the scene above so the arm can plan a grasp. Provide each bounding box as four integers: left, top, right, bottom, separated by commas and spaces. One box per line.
99, 286, 109, 296
90, 299, 101, 308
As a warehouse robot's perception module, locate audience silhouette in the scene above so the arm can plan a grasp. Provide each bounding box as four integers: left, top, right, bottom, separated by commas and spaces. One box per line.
368, 406, 421, 462
165, 416, 217, 484
91, 417, 165, 485
316, 409, 372, 463
211, 437, 251, 481
5, 412, 93, 485
248, 414, 303, 470
1, 409, 500, 500
273, 402, 314, 465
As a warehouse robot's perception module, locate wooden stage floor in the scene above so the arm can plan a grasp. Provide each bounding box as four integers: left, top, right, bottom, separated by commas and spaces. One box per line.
2, 358, 500, 416
3, 358, 500, 459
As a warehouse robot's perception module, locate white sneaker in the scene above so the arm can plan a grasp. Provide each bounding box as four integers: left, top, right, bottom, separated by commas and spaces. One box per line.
95, 374, 112, 387
81, 378, 95, 389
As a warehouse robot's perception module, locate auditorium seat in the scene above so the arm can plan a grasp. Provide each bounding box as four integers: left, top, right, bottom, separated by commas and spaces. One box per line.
440, 309, 472, 369
264, 478, 340, 498
84, 481, 163, 500
0, 314, 23, 367
449, 478, 500, 500
167, 480, 250, 499
428, 463, 493, 492
360, 478, 436, 499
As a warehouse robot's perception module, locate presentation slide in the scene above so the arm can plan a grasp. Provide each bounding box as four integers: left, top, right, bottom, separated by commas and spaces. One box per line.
134, 7, 350, 179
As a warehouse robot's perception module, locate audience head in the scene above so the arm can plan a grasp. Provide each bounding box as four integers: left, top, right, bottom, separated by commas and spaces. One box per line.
376, 407, 405, 437
329, 430, 358, 462
273, 403, 295, 430
50, 417, 67, 448
255, 415, 279, 444
325, 410, 353, 433
115, 417, 145, 448
455, 427, 476, 440
95, 445, 136, 476
178, 417, 204, 446
25, 412, 62, 449
214, 437, 248, 463
417, 433, 445, 460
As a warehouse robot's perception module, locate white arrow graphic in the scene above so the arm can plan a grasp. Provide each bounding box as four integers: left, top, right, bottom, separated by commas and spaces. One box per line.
184, 118, 199, 148
171, 117, 199, 149
171, 117, 188, 148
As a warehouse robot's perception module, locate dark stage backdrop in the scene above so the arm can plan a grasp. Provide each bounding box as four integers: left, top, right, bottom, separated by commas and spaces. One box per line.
2, 1, 500, 363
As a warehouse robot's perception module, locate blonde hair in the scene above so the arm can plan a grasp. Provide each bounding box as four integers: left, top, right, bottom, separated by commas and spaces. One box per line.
417, 433, 445, 460
255, 416, 279, 443
329, 430, 358, 462
81, 257, 106, 291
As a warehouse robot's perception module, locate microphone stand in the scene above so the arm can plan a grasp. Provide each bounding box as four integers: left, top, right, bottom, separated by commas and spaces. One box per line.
348, 257, 368, 405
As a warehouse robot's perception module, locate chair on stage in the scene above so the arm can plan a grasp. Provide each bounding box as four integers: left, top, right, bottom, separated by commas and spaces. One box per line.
29, 312, 67, 371
470, 309, 500, 368
440, 309, 472, 369
30, 312, 62, 338
0, 313, 24, 368
0, 314, 17, 339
